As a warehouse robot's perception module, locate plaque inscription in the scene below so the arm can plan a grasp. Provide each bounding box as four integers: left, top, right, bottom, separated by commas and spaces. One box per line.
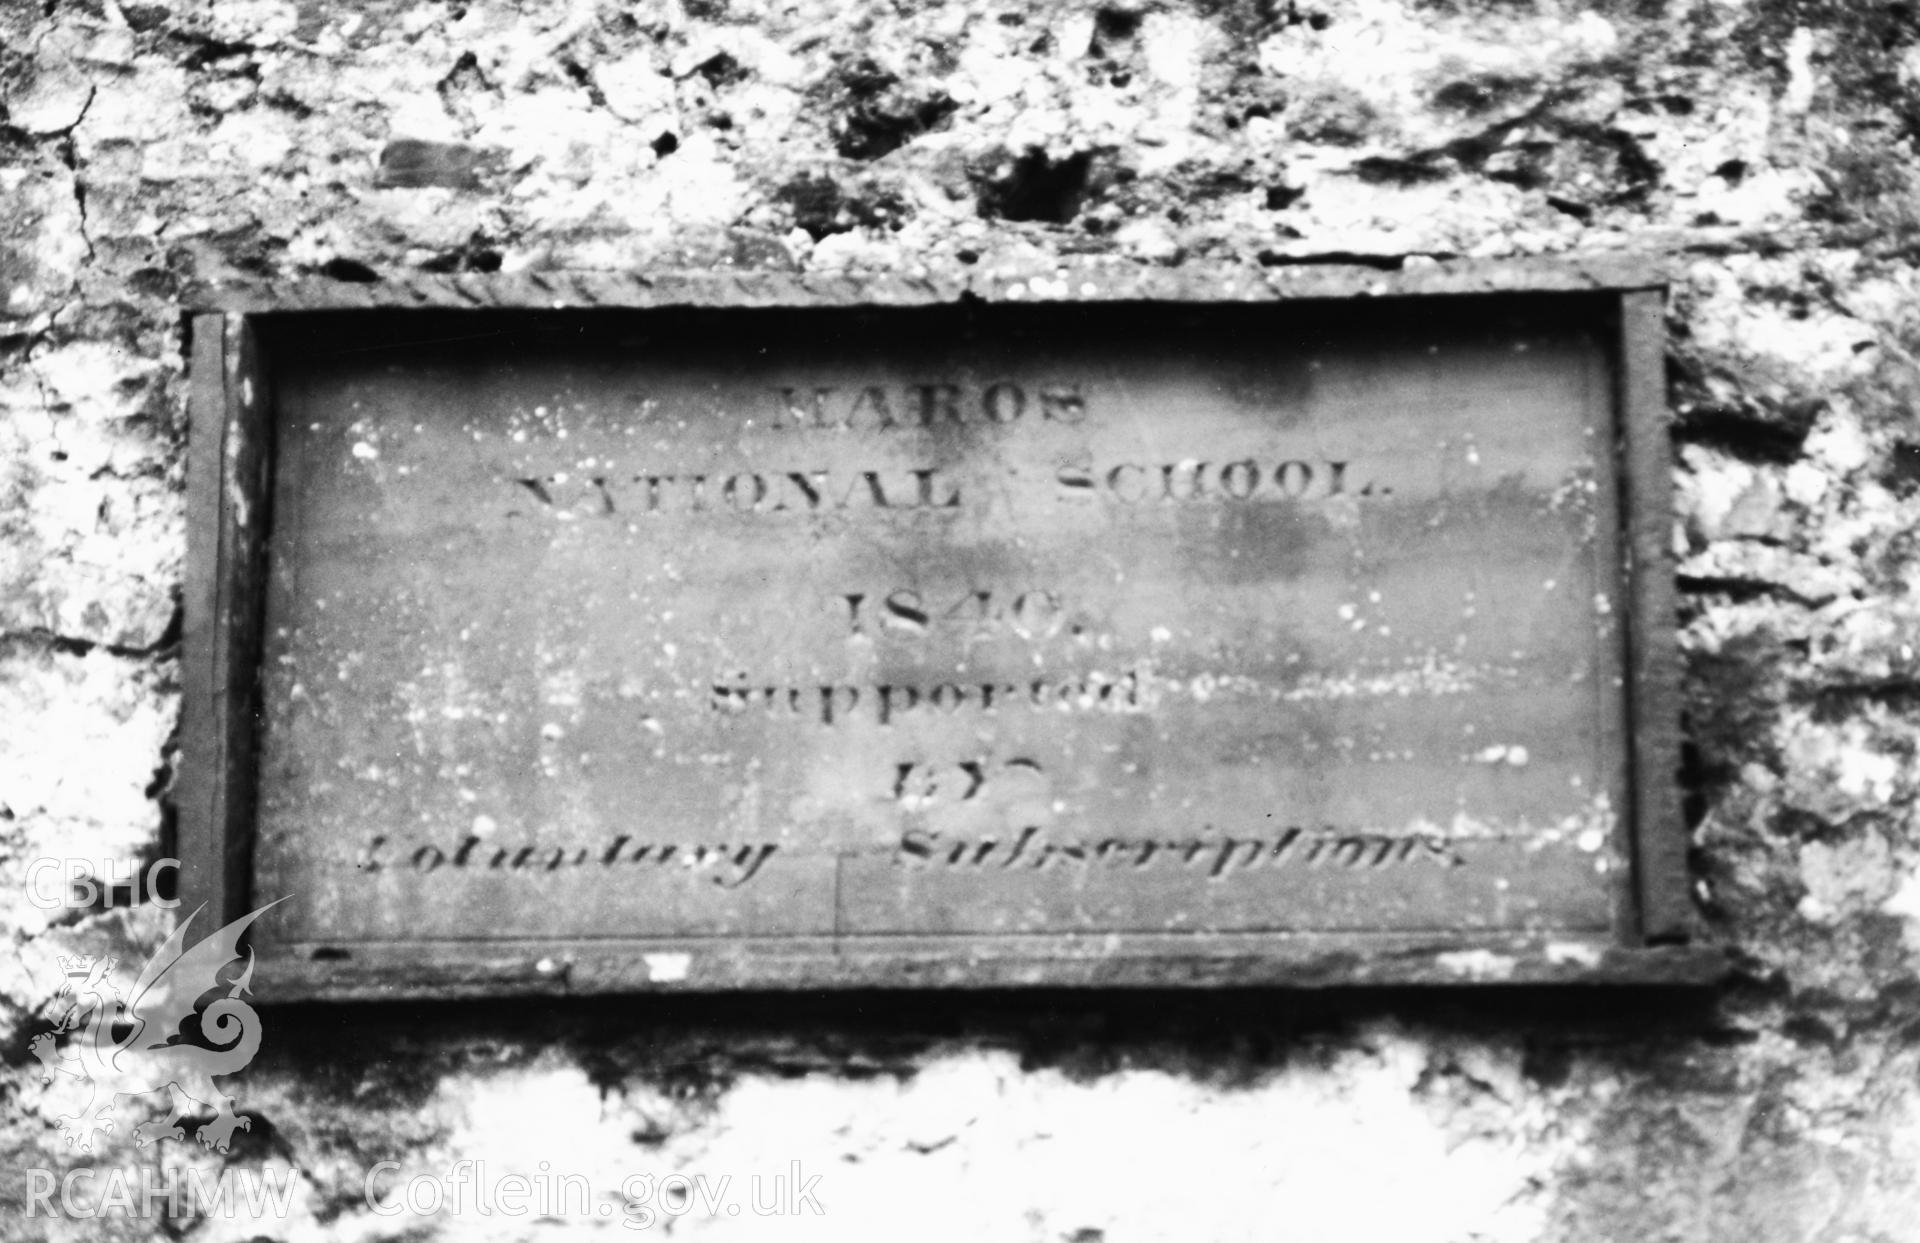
254, 300, 1623, 952
179, 265, 1710, 992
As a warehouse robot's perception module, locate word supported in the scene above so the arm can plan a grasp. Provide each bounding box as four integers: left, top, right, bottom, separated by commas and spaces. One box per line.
710, 669, 1147, 725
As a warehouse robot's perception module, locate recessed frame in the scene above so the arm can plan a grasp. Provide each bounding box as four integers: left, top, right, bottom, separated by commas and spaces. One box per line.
179, 256, 1721, 999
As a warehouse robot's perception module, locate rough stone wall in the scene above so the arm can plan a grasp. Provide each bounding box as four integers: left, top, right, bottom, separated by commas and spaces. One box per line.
5, 0, 1920, 1238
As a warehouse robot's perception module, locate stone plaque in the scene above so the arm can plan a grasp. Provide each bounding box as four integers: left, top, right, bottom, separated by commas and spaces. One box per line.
182, 263, 1712, 994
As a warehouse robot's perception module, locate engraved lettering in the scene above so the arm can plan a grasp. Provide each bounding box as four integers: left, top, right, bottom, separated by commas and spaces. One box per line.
1210, 838, 1261, 877
1329, 838, 1369, 867
883, 590, 929, 632
515, 475, 613, 515
1275, 460, 1314, 497
1039, 384, 1086, 424
1219, 459, 1259, 500
711, 677, 750, 714
1056, 462, 1095, 497
1008, 591, 1063, 639
765, 382, 1081, 429
877, 684, 919, 725
1051, 458, 1386, 504
1108, 463, 1151, 503
895, 828, 1462, 875
943, 589, 992, 625
512, 467, 966, 517
848, 385, 899, 429
929, 683, 968, 712
713, 671, 1145, 724
1162, 460, 1207, 502
820, 684, 859, 724
723, 472, 767, 512
894, 762, 929, 802
1002, 826, 1041, 867
982, 382, 1026, 423
840, 470, 890, 509
718, 844, 778, 888
913, 383, 963, 425
384, 833, 781, 887
910, 468, 962, 508
780, 470, 828, 511
775, 386, 839, 429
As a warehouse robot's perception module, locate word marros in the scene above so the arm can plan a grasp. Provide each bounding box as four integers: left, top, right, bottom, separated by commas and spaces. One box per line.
769, 381, 1085, 430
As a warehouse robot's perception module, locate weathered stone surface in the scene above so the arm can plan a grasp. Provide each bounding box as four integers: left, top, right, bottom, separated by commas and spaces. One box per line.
0, 644, 174, 954
0, 160, 87, 337
0, 343, 180, 648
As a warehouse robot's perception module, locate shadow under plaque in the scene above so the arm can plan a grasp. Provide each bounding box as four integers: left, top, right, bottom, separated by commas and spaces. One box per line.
179, 261, 1720, 998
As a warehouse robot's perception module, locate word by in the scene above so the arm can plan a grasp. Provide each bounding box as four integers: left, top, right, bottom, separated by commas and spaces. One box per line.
25, 857, 179, 910
893, 757, 1044, 805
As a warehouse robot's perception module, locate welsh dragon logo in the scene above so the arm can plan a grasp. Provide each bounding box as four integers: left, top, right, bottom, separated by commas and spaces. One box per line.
30, 900, 283, 1154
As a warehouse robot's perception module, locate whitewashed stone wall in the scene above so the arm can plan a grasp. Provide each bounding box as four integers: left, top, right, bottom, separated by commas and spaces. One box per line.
6, 0, 1920, 1237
